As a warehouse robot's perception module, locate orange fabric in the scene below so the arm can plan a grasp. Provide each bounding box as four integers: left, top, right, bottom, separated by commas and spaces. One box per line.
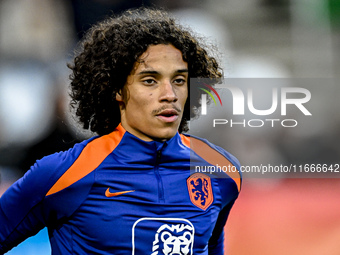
180, 134, 191, 148
187, 173, 214, 210
181, 135, 241, 192
46, 124, 125, 196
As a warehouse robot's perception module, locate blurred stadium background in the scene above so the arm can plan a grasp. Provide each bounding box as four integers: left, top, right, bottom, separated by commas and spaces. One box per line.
1, 0, 340, 254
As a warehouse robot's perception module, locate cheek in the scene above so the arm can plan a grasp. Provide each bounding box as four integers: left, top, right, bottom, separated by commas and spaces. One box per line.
127, 90, 154, 113
178, 88, 188, 103
129, 95, 152, 112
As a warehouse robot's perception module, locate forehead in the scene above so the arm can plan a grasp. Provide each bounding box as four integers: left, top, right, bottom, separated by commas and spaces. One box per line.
135, 44, 187, 69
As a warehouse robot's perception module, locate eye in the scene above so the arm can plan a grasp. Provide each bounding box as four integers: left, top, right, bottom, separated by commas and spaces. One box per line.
142, 78, 157, 86
173, 77, 187, 86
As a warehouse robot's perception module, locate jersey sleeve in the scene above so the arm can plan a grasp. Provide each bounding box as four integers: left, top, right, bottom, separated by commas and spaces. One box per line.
0, 141, 89, 254
183, 134, 242, 254
208, 146, 241, 254
0, 159, 55, 253
207, 200, 236, 254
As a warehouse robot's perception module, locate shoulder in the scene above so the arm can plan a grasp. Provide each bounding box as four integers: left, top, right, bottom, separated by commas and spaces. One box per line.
180, 133, 242, 193
44, 126, 126, 198
0, 137, 96, 228
20, 137, 96, 197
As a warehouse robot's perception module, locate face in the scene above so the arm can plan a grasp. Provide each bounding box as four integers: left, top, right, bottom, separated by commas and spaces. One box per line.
116, 44, 188, 141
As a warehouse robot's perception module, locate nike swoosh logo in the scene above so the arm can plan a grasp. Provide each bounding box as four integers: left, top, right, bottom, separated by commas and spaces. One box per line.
105, 188, 135, 198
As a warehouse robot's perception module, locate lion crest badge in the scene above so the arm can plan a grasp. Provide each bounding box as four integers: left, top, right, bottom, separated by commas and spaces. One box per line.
187, 173, 213, 210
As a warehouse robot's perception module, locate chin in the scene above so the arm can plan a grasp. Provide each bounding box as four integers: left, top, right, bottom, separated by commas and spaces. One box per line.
152, 127, 178, 141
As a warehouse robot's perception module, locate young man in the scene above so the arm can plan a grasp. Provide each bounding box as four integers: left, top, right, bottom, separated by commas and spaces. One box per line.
0, 8, 241, 254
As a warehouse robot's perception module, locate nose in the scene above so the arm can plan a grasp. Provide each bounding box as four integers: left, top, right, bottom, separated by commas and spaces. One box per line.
159, 80, 178, 102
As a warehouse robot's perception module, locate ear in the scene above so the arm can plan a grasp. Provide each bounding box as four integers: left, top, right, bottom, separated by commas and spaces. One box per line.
115, 90, 123, 102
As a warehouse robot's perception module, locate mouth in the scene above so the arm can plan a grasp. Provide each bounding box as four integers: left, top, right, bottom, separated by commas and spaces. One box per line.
155, 109, 179, 123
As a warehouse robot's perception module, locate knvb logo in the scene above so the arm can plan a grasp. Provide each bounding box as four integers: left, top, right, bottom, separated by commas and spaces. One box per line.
187, 173, 213, 210
200, 86, 312, 117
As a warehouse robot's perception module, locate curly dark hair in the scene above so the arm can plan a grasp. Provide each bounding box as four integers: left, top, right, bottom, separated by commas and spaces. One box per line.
68, 7, 222, 136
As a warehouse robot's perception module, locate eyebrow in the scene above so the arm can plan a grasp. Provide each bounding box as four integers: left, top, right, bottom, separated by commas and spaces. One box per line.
137, 69, 189, 75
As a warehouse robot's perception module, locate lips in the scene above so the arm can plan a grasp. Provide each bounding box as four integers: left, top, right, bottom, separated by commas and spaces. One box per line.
156, 109, 179, 123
